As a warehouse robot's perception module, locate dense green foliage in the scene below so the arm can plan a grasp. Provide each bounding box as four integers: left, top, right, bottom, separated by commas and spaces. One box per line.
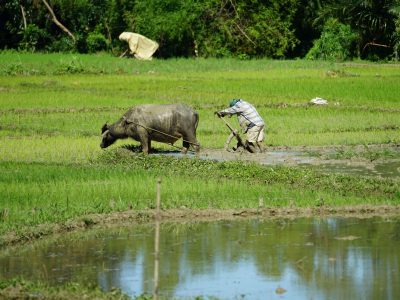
1, 0, 399, 60
317, 0, 400, 60
306, 18, 358, 60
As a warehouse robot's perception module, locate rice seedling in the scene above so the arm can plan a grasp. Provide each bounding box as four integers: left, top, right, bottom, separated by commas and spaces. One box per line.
0, 53, 399, 240
1, 155, 398, 236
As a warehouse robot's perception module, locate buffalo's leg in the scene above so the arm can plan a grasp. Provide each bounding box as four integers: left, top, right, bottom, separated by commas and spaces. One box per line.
138, 128, 150, 154
182, 132, 200, 154
181, 144, 188, 154
191, 139, 200, 153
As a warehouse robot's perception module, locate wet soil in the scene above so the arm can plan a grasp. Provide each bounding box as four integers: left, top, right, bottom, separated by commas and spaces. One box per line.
198, 144, 400, 178
150, 143, 400, 177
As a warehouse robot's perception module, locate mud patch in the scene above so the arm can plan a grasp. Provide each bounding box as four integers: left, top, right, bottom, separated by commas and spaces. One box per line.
198, 144, 400, 178
129, 143, 400, 177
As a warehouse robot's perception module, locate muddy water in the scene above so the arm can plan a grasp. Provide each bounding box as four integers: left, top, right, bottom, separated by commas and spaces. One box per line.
1, 217, 400, 299
158, 149, 400, 178
310, 161, 400, 178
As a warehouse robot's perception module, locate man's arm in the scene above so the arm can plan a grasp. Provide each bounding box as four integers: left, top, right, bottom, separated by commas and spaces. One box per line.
217, 105, 242, 117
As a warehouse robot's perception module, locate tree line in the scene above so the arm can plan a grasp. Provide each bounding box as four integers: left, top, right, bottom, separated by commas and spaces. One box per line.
1, 0, 399, 61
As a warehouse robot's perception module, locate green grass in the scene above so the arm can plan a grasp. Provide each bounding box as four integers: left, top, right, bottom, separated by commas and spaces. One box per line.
1, 54, 399, 148
0, 53, 399, 241
0, 278, 137, 299
0, 153, 398, 236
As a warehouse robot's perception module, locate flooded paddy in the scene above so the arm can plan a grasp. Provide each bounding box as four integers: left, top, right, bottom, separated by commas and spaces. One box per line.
311, 160, 400, 178
198, 146, 400, 178
1, 217, 400, 299
151, 144, 400, 179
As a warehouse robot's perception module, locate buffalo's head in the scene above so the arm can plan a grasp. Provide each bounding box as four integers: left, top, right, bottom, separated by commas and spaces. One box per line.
100, 123, 116, 148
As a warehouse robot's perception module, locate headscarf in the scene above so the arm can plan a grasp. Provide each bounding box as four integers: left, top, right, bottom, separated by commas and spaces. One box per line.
229, 99, 240, 107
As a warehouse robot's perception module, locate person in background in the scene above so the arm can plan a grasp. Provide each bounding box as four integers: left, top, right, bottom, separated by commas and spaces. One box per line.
216, 99, 265, 153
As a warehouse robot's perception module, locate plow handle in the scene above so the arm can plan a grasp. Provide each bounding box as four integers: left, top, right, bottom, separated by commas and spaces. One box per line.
217, 115, 246, 148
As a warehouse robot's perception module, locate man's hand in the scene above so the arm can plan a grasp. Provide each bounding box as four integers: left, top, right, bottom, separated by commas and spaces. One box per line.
214, 111, 223, 117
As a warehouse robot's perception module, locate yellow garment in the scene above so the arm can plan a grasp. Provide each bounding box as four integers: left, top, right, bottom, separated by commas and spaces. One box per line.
119, 32, 159, 60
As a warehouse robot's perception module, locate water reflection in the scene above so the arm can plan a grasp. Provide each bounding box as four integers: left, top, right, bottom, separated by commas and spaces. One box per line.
1, 217, 400, 299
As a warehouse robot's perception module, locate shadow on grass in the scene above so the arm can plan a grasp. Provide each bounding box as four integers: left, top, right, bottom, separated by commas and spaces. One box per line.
121, 144, 182, 155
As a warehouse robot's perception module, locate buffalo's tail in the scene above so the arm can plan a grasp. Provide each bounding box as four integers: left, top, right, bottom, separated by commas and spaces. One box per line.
194, 111, 199, 130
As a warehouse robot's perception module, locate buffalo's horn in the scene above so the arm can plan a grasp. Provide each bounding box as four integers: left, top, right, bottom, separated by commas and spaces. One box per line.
101, 129, 110, 138
101, 123, 109, 133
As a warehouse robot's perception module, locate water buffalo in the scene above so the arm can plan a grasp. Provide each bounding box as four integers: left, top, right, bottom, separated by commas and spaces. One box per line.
100, 103, 200, 154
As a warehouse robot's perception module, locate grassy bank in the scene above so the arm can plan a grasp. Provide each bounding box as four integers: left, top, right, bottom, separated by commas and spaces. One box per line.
0, 278, 138, 300
1, 153, 399, 239
0, 53, 399, 244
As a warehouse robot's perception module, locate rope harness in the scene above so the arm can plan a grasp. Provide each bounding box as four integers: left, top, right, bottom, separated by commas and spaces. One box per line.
128, 121, 200, 152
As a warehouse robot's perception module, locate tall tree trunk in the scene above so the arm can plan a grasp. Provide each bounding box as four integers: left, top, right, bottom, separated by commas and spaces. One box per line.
41, 0, 75, 42
20, 5, 27, 30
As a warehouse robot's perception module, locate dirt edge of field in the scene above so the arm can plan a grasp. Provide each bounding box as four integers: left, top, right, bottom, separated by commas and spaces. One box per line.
2, 205, 400, 248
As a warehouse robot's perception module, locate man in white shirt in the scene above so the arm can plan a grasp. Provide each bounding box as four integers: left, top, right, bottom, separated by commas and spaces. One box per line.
216, 99, 265, 153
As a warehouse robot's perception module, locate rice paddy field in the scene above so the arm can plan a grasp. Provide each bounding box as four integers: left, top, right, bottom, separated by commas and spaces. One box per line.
0, 52, 399, 243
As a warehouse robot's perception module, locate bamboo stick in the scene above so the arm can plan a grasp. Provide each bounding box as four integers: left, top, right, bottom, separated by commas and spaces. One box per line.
153, 178, 161, 300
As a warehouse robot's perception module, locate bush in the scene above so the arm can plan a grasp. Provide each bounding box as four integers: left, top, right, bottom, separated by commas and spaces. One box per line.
393, 17, 400, 61
306, 18, 358, 61
56, 56, 85, 74
86, 32, 109, 53
49, 36, 76, 53
18, 24, 50, 52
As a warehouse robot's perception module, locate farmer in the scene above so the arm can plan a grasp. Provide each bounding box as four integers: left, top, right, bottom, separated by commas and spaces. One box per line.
215, 99, 265, 153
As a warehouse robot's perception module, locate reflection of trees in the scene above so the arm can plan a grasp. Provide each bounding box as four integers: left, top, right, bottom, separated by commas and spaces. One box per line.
0, 218, 399, 299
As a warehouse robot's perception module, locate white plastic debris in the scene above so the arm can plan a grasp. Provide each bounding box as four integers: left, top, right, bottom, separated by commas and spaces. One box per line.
119, 32, 159, 60
309, 97, 328, 105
